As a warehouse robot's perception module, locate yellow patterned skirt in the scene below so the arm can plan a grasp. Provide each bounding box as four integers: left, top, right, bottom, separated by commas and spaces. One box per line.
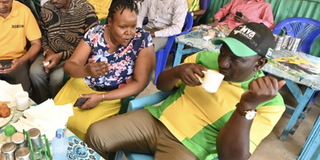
54, 78, 121, 141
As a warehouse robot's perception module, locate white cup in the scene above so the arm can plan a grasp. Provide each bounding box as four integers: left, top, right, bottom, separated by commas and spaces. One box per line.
15, 91, 29, 111
198, 70, 225, 93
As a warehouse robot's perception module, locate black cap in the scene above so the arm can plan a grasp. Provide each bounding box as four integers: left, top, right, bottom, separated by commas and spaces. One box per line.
212, 22, 276, 58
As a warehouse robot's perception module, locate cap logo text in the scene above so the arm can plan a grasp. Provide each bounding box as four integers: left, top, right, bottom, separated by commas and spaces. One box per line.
234, 25, 256, 40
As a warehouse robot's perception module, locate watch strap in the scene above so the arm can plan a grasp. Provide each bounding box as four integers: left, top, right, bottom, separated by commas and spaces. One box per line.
235, 103, 257, 119
235, 103, 246, 116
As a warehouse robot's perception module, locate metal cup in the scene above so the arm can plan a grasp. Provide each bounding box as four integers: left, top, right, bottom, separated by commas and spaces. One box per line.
11, 132, 27, 149
1, 142, 16, 160
27, 128, 44, 160
15, 147, 33, 160
27, 128, 43, 152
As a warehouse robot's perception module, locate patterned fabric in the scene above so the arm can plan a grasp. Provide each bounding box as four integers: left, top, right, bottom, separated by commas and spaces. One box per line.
146, 51, 285, 160
67, 136, 103, 160
40, 0, 97, 61
137, 0, 188, 37
214, 0, 275, 30
83, 25, 153, 91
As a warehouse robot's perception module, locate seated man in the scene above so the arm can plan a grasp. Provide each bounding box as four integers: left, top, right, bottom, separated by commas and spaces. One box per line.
188, 0, 211, 25
208, 0, 275, 34
0, 0, 41, 94
137, 0, 188, 52
29, 0, 97, 103
87, 23, 286, 160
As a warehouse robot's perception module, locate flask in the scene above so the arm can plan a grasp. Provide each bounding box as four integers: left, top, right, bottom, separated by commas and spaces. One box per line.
51, 129, 69, 160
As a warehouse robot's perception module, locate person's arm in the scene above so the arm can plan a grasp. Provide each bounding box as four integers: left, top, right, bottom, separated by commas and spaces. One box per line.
83, 3, 98, 34
137, 0, 148, 28
157, 63, 206, 92
19, 8, 42, 65
216, 77, 285, 160
154, 0, 188, 37
39, 7, 50, 52
18, 39, 41, 64
191, 0, 209, 16
64, 39, 94, 77
212, 0, 235, 23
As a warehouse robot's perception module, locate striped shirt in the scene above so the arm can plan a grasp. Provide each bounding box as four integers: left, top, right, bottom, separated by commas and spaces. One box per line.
40, 0, 97, 60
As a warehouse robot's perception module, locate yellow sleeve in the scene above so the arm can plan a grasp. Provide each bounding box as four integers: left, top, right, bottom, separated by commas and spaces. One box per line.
25, 8, 41, 41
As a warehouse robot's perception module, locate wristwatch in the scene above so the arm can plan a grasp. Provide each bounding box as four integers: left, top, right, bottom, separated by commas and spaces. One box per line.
191, 12, 194, 17
235, 103, 257, 120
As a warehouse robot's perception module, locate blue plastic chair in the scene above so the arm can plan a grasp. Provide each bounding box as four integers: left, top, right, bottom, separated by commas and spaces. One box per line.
273, 17, 320, 54
273, 17, 320, 104
116, 91, 174, 160
154, 12, 193, 84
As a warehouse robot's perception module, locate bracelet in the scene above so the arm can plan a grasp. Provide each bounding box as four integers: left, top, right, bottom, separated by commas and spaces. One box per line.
101, 93, 105, 102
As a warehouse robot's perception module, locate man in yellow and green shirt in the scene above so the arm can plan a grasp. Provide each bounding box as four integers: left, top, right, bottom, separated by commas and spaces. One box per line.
87, 22, 285, 160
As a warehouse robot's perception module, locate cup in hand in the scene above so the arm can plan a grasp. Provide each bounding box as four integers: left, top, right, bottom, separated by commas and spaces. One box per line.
15, 91, 29, 111
198, 70, 225, 93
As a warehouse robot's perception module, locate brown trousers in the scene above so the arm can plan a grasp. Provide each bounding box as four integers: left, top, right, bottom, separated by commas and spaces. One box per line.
86, 109, 199, 160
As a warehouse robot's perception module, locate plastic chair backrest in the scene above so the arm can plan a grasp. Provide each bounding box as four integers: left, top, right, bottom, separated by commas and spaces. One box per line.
118, 71, 153, 114
154, 12, 193, 84
273, 17, 320, 54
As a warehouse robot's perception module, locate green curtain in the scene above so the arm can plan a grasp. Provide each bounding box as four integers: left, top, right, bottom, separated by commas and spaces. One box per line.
207, 0, 320, 57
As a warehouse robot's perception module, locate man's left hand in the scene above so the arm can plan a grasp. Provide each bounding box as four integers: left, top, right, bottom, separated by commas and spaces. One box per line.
43, 50, 62, 73
234, 15, 250, 24
0, 58, 22, 74
240, 76, 286, 110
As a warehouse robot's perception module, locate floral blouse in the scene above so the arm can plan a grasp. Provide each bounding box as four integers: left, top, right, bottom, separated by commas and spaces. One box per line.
83, 25, 153, 91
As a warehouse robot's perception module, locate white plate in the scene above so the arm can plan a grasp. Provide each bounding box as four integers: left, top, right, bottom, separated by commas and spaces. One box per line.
0, 108, 14, 129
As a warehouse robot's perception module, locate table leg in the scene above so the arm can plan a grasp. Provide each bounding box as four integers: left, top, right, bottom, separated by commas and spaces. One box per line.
297, 114, 320, 160
173, 43, 202, 67
279, 79, 316, 141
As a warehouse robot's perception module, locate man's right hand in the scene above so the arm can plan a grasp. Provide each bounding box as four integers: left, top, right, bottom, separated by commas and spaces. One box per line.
174, 63, 207, 87
207, 19, 219, 27
42, 49, 62, 73
85, 60, 109, 77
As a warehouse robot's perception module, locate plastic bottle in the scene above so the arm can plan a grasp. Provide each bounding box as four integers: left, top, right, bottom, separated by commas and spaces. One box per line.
51, 129, 68, 160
